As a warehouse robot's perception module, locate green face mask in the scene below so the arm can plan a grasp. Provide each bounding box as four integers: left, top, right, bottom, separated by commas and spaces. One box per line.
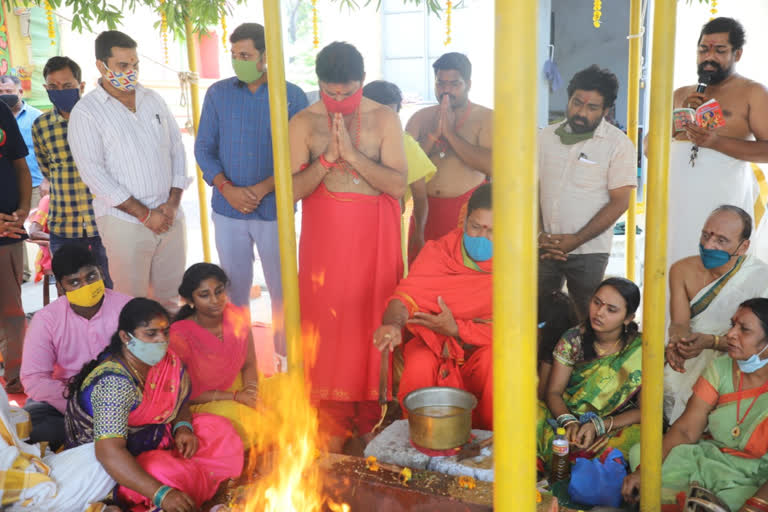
232, 57, 264, 84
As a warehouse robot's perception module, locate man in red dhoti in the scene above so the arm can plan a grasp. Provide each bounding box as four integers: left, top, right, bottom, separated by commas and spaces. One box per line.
405, 53, 493, 259
289, 42, 408, 452
374, 184, 493, 430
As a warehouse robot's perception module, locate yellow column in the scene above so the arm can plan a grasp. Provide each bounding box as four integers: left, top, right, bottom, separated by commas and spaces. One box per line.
625, 0, 642, 282
641, 1, 677, 509
183, 19, 212, 262
493, 0, 537, 510
262, 0, 303, 374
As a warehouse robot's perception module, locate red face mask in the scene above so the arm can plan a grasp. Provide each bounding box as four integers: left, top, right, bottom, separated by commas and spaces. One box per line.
321, 86, 363, 115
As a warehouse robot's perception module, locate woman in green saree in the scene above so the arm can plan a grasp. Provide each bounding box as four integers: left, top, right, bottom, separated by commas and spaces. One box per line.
623, 298, 768, 512
538, 277, 642, 462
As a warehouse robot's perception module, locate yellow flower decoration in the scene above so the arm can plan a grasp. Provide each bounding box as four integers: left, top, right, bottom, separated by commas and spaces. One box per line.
221, 14, 228, 50
399, 467, 412, 485
159, 0, 168, 64
312, 0, 319, 49
444, 0, 452, 46
45, 0, 56, 46
536, 490, 542, 503
593, 0, 602, 28
458, 475, 476, 489
710, 0, 718, 19
365, 456, 380, 472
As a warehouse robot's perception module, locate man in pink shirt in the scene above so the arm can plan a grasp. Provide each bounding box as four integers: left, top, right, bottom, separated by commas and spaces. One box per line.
20, 244, 131, 449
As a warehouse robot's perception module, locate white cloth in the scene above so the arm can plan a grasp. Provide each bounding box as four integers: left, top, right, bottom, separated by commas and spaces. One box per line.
539, 118, 637, 254
68, 83, 190, 224
667, 141, 758, 265
663, 255, 768, 423
0, 388, 114, 512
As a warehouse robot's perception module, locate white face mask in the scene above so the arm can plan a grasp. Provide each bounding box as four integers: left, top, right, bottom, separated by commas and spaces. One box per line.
126, 333, 168, 366
737, 343, 768, 374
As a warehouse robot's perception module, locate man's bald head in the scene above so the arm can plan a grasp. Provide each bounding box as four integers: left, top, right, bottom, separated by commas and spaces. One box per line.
707, 205, 752, 241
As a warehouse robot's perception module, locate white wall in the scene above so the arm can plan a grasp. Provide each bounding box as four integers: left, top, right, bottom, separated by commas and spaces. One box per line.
673, 0, 768, 90
549, 0, 631, 125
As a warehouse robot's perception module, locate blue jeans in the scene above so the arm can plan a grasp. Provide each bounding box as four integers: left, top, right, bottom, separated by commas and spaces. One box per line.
212, 212, 285, 355
49, 233, 113, 289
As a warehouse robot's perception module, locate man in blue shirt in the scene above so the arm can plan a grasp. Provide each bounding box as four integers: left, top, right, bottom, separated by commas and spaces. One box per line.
0, 100, 32, 394
0, 75, 43, 282
195, 23, 308, 357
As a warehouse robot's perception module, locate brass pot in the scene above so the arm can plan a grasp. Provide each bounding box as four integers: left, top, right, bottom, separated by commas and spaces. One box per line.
403, 387, 477, 450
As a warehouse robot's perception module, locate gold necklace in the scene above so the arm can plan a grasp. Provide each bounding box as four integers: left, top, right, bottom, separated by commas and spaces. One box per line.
594, 338, 622, 356
194, 313, 224, 341
122, 355, 146, 388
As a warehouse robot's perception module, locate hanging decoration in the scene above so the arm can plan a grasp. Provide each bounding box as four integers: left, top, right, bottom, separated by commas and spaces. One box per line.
159, 0, 168, 64
709, 0, 718, 19
312, 0, 319, 49
45, 0, 55, 45
444, 0, 452, 45
221, 13, 227, 50
593, 0, 601, 28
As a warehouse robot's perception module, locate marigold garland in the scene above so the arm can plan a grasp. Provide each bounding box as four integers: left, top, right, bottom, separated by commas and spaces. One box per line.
221, 13, 227, 50
45, 0, 56, 46
593, 0, 602, 28
710, 0, 718, 19
312, 0, 319, 48
159, 0, 168, 64
444, 0, 452, 45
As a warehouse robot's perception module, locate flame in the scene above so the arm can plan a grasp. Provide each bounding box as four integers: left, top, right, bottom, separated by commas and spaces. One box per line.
242, 346, 349, 511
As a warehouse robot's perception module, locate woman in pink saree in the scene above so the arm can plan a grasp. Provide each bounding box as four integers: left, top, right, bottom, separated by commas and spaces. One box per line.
65, 298, 244, 512
169, 263, 269, 450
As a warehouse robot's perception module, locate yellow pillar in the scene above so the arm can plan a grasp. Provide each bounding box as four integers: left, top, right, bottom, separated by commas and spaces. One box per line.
262, 0, 303, 374
493, 0, 537, 510
641, 1, 677, 509
183, 19, 212, 262
625, 0, 642, 282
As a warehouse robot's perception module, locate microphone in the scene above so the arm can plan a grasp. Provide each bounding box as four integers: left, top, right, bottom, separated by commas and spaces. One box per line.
696, 72, 712, 93
689, 73, 712, 167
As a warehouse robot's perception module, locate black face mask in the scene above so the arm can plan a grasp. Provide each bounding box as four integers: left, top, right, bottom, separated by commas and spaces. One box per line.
0, 94, 19, 109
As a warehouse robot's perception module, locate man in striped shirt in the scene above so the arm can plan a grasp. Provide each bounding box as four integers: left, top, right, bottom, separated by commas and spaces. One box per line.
32, 56, 111, 288
195, 23, 308, 357
68, 31, 189, 312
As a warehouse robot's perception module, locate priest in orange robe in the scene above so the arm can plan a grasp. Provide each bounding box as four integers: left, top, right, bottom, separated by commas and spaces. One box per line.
374, 184, 492, 430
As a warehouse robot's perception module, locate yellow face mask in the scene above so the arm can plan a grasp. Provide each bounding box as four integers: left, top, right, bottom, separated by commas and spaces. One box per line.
66, 280, 105, 308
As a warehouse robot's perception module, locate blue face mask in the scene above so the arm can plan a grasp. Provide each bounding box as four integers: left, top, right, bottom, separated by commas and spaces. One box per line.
126, 333, 168, 366
737, 343, 768, 374
699, 243, 739, 270
46, 88, 80, 114
463, 233, 493, 262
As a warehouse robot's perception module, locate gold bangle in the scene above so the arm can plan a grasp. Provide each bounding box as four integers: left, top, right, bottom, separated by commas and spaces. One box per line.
713, 335, 720, 349
607, 416, 615, 433
751, 497, 768, 506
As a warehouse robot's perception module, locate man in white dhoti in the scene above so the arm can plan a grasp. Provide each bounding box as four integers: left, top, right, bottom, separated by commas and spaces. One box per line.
667, 17, 768, 266
0, 386, 115, 511
664, 206, 768, 422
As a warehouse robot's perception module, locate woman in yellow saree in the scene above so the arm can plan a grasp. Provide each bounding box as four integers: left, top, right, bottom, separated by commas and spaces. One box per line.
623, 298, 768, 512
538, 277, 642, 463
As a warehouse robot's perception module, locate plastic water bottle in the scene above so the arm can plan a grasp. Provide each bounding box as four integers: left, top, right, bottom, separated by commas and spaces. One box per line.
550, 427, 571, 482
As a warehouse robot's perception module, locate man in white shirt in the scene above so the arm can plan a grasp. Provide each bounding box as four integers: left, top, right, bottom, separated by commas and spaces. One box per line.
538, 65, 637, 319
68, 31, 189, 311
